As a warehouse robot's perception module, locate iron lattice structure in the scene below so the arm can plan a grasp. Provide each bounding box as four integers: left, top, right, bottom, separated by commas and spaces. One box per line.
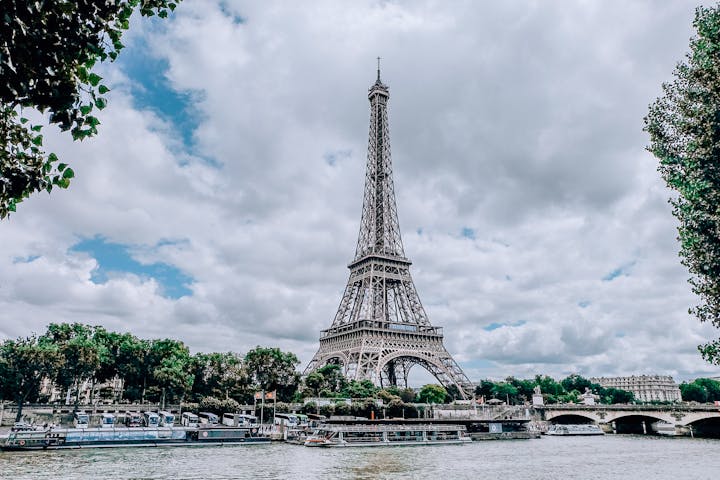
305, 67, 473, 398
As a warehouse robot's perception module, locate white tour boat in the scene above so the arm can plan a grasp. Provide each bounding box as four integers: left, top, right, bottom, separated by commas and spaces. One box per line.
545, 424, 604, 436
304, 423, 471, 447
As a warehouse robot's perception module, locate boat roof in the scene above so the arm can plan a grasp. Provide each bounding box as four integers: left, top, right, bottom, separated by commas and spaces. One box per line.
316, 424, 466, 433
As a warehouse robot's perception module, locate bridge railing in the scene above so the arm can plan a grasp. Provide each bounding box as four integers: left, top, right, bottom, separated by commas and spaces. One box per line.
537, 404, 720, 412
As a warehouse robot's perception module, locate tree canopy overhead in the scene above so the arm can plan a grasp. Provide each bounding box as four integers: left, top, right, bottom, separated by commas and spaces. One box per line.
645, 4, 720, 365
0, 0, 181, 218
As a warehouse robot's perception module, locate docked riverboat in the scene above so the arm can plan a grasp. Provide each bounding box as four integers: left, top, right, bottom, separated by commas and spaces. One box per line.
545, 424, 604, 436
304, 423, 471, 447
1, 425, 270, 451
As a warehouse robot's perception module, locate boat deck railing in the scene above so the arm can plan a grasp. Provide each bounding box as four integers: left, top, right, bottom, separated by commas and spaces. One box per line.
319, 424, 465, 433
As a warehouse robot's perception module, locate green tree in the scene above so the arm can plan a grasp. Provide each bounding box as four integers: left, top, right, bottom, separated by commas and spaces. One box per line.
376, 389, 400, 403
680, 381, 708, 402
41, 323, 100, 411
0, 336, 61, 421
491, 382, 519, 403
1, 0, 181, 218
191, 352, 248, 402
645, 5, 720, 364
148, 339, 194, 406
695, 377, 720, 401
92, 328, 124, 401
341, 380, 378, 399
244, 347, 300, 402
475, 379, 496, 399
557, 390, 581, 404
385, 398, 406, 418
315, 363, 347, 394
535, 375, 564, 396
599, 388, 635, 405
304, 372, 324, 397
115, 335, 152, 402
399, 388, 417, 403
417, 384, 448, 404
561, 374, 592, 394
445, 384, 461, 402
506, 376, 536, 402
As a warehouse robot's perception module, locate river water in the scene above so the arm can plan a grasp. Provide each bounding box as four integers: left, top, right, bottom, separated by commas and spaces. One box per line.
1, 435, 718, 479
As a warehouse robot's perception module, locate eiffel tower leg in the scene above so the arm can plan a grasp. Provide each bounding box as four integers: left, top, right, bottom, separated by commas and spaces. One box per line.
399, 359, 412, 389
386, 359, 397, 386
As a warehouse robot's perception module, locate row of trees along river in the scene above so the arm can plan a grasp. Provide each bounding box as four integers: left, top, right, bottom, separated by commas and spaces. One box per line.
2, 323, 720, 423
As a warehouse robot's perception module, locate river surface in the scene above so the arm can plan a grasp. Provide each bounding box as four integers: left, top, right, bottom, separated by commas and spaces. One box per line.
1, 435, 718, 479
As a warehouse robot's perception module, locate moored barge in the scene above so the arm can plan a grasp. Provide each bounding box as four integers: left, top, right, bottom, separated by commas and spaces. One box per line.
1, 425, 270, 451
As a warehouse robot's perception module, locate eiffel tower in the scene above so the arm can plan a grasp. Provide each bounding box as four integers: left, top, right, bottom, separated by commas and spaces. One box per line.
304, 62, 473, 399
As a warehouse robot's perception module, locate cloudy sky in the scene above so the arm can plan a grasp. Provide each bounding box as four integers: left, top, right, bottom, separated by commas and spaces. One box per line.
2, 0, 719, 383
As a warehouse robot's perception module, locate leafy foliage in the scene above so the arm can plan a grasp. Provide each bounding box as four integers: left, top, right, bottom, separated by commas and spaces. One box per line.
645, 5, 720, 364
0, 323, 305, 411
244, 346, 301, 402
40, 323, 100, 411
416, 384, 448, 404
0, 0, 181, 218
680, 377, 720, 402
561, 374, 592, 393
191, 352, 248, 402
0, 336, 61, 421
340, 379, 378, 399
473, 375, 635, 405
149, 339, 193, 404
198, 396, 241, 416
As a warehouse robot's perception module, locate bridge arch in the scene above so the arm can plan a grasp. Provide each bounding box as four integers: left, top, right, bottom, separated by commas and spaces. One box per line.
604, 412, 676, 425
684, 417, 720, 438
606, 414, 673, 435
547, 413, 597, 424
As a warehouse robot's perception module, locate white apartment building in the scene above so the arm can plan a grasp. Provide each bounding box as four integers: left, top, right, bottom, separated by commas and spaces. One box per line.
589, 375, 682, 402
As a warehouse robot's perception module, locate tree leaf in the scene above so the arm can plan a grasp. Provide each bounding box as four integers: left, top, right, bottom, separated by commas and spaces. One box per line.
88, 73, 102, 87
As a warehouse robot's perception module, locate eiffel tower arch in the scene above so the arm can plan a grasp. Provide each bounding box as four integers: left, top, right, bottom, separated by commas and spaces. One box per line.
304, 63, 473, 399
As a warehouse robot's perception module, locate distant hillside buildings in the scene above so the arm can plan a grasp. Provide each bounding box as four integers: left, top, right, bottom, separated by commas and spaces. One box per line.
590, 375, 682, 402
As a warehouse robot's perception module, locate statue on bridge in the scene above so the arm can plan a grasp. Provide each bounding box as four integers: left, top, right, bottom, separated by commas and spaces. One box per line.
532, 385, 544, 406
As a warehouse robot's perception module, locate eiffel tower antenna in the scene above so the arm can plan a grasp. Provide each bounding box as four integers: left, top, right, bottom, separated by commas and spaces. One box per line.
304, 66, 473, 399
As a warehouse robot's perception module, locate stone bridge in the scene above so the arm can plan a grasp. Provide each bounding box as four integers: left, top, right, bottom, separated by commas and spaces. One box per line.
537, 404, 720, 434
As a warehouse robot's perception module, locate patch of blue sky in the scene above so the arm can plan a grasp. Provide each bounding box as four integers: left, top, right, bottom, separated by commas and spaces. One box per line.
70, 236, 193, 299
416, 227, 423, 236
615, 331, 626, 338
483, 320, 526, 331
12, 255, 40, 264
115, 32, 201, 152
218, 2, 245, 24
578, 300, 591, 308
461, 227, 475, 240
602, 261, 636, 282
323, 149, 352, 166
